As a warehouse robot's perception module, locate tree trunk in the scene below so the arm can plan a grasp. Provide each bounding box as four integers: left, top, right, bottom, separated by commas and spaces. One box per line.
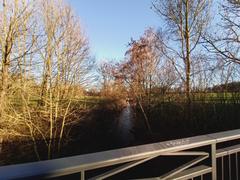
185, 0, 191, 105
0, 48, 10, 116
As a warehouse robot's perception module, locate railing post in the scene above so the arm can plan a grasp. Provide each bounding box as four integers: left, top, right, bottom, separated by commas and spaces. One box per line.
81, 171, 85, 180
211, 143, 217, 180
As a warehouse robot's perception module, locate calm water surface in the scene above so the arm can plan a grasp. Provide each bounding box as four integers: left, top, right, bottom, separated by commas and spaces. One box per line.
115, 103, 135, 146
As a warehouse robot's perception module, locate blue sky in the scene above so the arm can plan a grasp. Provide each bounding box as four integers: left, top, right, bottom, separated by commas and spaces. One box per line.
67, 0, 161, 62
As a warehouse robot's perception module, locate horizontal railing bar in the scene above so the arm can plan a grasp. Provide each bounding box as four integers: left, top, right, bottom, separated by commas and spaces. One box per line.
163, 151, 209, 156
170, 165, 212, 180
216, 144, 240, 158
216, 148, 228, 158
88, 151, 209, 180
207, 129, 240, 143
0, 136, 215, 179
159, 155, 209, 179
89, 155, 159, 180
0, 129, 239, 179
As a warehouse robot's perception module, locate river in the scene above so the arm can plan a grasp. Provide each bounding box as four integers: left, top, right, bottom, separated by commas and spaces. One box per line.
114, 103, 135, 146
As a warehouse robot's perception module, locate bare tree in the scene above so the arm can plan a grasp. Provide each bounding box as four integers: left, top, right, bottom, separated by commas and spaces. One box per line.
99, 61, 115, 97
0, 0, 35, 116
125, 28, 163, 104
111, 28, 165, 134
0, 0, 92, 159
34, 0, 91, 158
152, 0, 212, 104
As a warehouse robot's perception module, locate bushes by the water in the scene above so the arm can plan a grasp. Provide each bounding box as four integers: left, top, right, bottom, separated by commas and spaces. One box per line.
134, 101, 240, 142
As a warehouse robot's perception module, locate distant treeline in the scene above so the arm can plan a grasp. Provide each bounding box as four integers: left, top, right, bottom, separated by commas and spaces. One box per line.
209, 82, 240, 93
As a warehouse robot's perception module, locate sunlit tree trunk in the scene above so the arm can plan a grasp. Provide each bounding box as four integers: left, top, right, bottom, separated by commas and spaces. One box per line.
184, 0, 191, 104
0, 0, 8, 116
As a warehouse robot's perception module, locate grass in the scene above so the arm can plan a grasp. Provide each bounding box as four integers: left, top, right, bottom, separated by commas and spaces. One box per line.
151, 92, 240, 104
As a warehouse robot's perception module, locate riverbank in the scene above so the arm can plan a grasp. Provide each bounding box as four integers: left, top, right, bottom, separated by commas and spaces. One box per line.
0, 97, 127, 165
133, 101, 240, 144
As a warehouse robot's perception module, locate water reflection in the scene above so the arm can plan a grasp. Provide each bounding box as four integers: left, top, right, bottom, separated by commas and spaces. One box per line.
116, 103, 135, 145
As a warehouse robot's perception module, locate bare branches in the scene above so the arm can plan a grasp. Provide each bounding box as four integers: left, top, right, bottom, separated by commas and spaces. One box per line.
0, 0, 94, 159
204, 0, 240, 65
152, 0, 212, 103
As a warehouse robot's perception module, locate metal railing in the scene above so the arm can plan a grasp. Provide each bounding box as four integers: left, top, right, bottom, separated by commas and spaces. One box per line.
0, 129, 240, 179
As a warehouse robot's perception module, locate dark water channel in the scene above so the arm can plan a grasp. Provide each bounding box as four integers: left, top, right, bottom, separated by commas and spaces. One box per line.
114, 103, 135, 146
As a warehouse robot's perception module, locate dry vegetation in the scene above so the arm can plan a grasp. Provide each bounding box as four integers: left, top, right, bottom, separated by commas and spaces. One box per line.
0, 0, 94, 159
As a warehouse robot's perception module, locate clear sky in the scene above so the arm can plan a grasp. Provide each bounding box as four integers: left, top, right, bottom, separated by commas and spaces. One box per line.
67, 0, 161, 62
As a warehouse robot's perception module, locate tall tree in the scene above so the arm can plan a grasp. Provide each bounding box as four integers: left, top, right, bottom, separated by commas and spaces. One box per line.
37, 0, 91, 158
0, 0, 35, 116
116, 28, 164, 133
152, 0, 212, 103
125, 28, 163, 103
